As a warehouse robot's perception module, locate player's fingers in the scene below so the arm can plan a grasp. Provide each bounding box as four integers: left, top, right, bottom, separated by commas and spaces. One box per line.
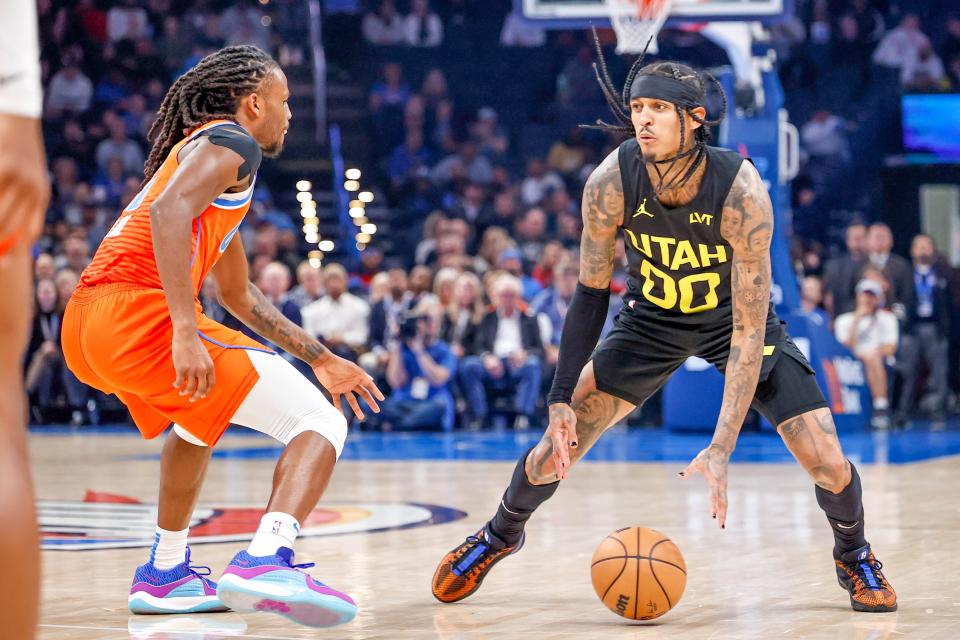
346, 391, 364, 420
678, 460, 699, 478
567, 417, 579, 449
366, 376, 386, 401
356, 384, 381, 413
718, 484, 729, 529
173, 368, 184, 390
332, 393, 343, 416
550, 431, 567, 480
183, 371, 198, 400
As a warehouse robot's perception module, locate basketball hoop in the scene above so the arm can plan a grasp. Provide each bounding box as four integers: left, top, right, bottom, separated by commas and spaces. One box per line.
603, 0, 674, 55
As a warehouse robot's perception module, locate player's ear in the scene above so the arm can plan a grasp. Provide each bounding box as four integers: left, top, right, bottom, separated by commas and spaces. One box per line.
689, 106, 706, 130
240, 91, 263, 120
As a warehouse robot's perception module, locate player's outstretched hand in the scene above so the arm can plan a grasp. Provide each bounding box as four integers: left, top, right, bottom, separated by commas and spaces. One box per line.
313, 354, 385, 420
678, 444, 730, 529
171, 333, 216, 402
546, 402, 578, 481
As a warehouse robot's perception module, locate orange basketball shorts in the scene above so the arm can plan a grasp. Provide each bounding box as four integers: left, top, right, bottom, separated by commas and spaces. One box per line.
62, 283, 273, 446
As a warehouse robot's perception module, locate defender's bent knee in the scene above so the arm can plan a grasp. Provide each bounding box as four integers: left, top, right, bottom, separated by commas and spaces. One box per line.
808, 458, 850, 493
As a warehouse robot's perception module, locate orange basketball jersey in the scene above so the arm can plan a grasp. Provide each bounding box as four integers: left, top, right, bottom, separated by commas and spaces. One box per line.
80, 119, 255, 295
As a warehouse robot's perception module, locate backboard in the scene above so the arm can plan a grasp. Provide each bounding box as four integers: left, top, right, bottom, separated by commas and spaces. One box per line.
518, 0, 789, 27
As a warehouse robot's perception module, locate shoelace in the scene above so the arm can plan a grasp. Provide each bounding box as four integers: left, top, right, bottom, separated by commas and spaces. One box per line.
848, 558, 886, 591
453, 535, 492, 576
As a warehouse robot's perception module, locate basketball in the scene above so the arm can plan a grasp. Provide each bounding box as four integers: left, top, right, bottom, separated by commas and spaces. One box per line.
590, 527, 687, 620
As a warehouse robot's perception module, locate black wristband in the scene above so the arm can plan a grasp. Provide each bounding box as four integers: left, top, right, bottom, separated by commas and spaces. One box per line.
547, 282, 610, 405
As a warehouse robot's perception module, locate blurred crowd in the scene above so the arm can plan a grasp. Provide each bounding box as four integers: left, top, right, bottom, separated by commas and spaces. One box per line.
26, 0, 960, 430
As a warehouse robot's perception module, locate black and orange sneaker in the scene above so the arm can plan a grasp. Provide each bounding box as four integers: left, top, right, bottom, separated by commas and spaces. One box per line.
431, 525, 524, 603
835, 544, 897, 612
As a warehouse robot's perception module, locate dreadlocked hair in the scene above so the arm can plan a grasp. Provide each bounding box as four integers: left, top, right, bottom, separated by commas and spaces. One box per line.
143, 45, 278, 183
586, 29, 727, 194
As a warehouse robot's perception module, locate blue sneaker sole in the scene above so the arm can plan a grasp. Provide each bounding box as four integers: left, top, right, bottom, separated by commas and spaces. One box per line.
128, 592, 229, 615
216, 574, 357, 628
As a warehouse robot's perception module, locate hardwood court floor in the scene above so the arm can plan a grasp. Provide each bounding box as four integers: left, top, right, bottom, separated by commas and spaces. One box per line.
31, 431, 960, 640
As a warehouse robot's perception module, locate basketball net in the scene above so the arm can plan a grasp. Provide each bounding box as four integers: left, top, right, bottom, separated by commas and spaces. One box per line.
603, 0, 674, 54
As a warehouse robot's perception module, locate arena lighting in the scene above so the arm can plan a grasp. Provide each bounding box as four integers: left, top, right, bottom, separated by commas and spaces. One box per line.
360, 223, 377, 234
356, 242, 367, 250
307, 250, 322, 260
353, 216, 368, 226
318, 240, 335, 252
302, 224, 318, 234
296, 191, 313, 203
345, 168, 361, 180
305, 232, 319, 244
308, 257, 321, 268
349, 207, 365, 218
349, 199, 362, 208
302, 216, 320, 225
344, 180, 360, 191
358, 191, 374, 203
258, 0, 269, 5
356, 232, 371, 243
260, 15, 271, 26
296, 179, 312, 191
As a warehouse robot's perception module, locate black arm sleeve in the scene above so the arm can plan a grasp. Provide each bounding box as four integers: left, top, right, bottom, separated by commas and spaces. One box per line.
546, 283, 610, 406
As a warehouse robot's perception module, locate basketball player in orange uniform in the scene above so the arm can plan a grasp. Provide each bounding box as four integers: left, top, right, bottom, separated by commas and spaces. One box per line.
0, 2, 50, 638
62, 46, 383, 628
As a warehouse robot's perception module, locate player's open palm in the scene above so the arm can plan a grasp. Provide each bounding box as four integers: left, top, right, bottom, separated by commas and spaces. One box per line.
313, 355, 385, 420
546, 403, 579, 481
171, 334, 215, 402
679, 444, 730, 529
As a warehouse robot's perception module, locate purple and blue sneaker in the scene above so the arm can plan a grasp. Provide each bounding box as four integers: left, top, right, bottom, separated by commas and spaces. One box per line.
128, 547, 228, 614
216, 547, 357, 627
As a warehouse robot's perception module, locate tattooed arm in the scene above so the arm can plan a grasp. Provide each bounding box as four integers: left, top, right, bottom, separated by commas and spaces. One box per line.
213, 234, 384, 418
545, 149, 624, 479
680, 162, 772, 528
714, 161, 774, 453
578, 148, 624, 288
214, 234, 332, 366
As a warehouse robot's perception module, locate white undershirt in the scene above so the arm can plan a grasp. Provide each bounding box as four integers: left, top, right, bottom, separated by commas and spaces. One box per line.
493, 311, 522, 358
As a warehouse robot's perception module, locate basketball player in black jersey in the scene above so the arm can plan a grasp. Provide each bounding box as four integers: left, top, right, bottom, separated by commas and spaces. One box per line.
432, 48, 896, 613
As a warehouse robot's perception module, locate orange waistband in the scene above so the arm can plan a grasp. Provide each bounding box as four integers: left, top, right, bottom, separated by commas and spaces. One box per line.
70, 282, 161, 305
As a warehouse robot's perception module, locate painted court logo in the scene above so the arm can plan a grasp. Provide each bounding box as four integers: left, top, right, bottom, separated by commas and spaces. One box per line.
40, 490, 467, 551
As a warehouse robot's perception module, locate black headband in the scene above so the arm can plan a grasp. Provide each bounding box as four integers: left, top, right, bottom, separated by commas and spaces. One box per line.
629, 74, 704, 107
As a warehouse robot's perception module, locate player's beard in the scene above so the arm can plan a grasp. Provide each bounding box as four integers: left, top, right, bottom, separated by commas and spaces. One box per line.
263, 140, 284, 158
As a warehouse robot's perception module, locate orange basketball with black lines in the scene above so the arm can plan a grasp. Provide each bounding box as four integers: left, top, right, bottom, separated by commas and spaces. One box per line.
590, 527, 687, 620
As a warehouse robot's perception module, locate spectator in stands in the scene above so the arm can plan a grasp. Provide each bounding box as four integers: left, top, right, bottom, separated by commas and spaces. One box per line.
460, 274, 544, 430
532, 258, 578, 366
476, 226, 512, 272
95, 118, 143, 175
93, 68, 129, 109
872, 13, 931, 72
834, 279, 899, 428
420, 68, 449, 109
823, 222, 867, 316
106, 0, 149, 43
432, 141, 493, 186
389, 128, 431, 188
497, 248, 542, 301
369, 62, 411, 113
949, 56, 960, 89
477, 190, 519, 238
799, 275, 830, 326
45, 56, 93, 116
407, 265, 437, 309
54, 269, 79, 314
471, 107, 509, 162
557, 44, 602, 107
380, 300, 457, 431
24, 279, 88, 424
941, 16, 960, 67
290, 261, 324, 308
900, 42, 946, 89
220, 3, 271, 51
92, 157, 128, 208
896, 234, 951, 426
548, 127, 590, 178
442, 271, 484, 358
34, 254, 55, 282
848, 0, 885, 45
433, 268, 458, 308
449, 182, 490, 226
57, 236, 90, 274
363, 0, 407, 46
556, 211, 582, 250
500, 9, 546, 47
365, 267, 411, 372
301, 263, 370, 360
867, 222, 913, 313
801, 109, 851, 170
250, 261, 302, 352
532, 240, 567, 288
158, 15, 193, 75
404, 0, 443, 47
520, 158, 565, 207
515, 207, 548, 267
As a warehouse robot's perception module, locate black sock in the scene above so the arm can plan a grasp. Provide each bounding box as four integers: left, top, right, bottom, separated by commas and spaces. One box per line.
488, 447, 559, 548
815, 461, 868, 558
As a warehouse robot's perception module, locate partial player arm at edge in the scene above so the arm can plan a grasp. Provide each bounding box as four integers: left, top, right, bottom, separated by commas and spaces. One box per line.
212, 233, 332, 367
713, 161, 774, 455
150, 141, 244, 336
546, 149, 623, 407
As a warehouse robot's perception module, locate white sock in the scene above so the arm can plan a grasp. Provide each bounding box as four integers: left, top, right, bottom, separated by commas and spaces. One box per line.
247, 512, 300, 557
151, 527, 189, 570
874, 397, 889, 410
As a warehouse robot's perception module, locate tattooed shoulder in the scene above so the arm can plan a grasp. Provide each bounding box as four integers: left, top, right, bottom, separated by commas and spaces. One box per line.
579, 149, 623, 289
720, 161, 773, 257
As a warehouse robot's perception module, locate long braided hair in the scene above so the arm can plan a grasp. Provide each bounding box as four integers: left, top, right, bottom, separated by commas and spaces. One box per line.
588, 31, 727, 194
143, 45, 278, 183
